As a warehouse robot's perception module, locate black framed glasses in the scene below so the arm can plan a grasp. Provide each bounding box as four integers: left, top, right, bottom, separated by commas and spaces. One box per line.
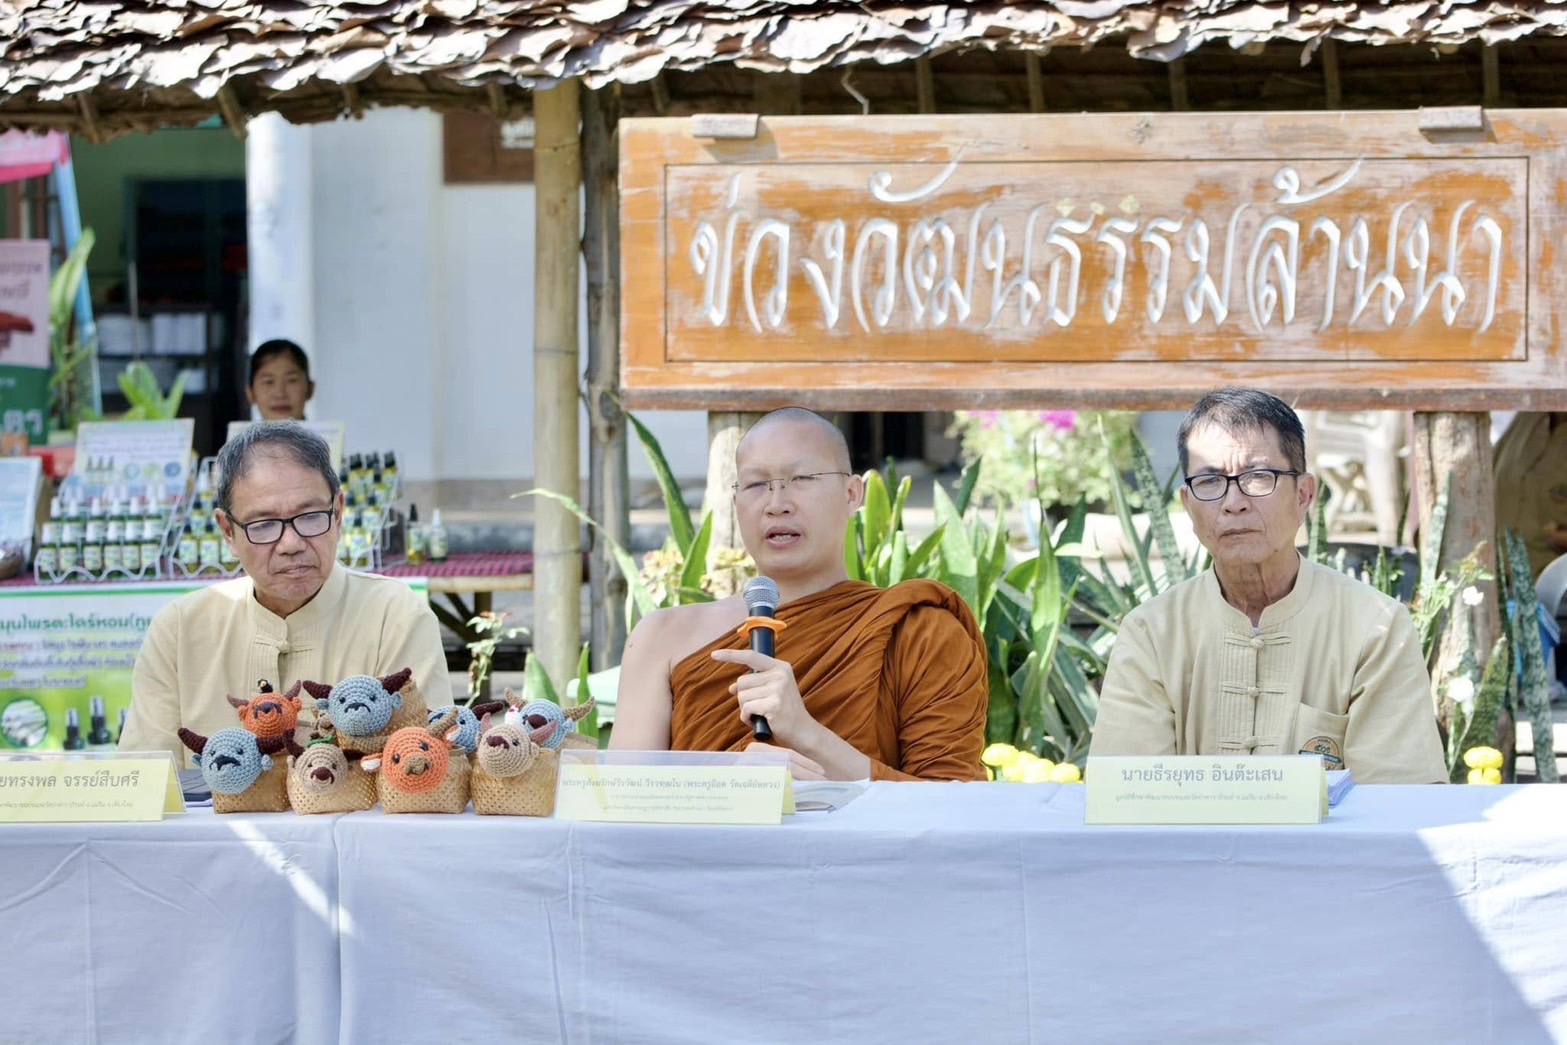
732, 471, 852, 500
1183, 469, 1300, 502
232, 509, 336, 545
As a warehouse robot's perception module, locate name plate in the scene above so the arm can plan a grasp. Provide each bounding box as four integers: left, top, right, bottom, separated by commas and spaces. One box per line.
1085, 755, 1325, 825
555, 750, 793, 825
0, 752, 185, 823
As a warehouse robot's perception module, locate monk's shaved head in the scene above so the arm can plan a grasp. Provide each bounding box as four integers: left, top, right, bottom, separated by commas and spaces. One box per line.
739, 407, 852, 472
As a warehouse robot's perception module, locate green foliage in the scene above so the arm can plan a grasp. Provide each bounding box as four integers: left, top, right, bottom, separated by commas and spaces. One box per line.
465, 610, 529, 700
48, 230, 98, 433
949, 409, 1140, 509
1448, 635, 1511, 783
116, 360, 186, 421
1504, 528, 1557, 783
519, 413, 748, 637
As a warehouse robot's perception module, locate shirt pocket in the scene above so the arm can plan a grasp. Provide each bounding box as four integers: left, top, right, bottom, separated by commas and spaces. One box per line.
1292, 703, 1350, 770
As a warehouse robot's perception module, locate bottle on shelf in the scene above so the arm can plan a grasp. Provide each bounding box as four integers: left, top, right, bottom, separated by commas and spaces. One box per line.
87, 696, 115, 751
115, 708, 128, 745
405, 504, 427, 565
427, 508, 449, 563
63, 708, 85, 751
103, 510, 124, 573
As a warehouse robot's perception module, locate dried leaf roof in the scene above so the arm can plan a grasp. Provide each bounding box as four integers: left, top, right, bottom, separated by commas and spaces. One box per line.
1, 1, 1563, 138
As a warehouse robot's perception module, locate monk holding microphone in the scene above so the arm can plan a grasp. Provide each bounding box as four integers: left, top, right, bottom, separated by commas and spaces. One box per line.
611, 408, 989, 781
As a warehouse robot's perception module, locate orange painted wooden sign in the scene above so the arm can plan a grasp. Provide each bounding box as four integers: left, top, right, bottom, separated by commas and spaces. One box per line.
619, 111, 1567, 410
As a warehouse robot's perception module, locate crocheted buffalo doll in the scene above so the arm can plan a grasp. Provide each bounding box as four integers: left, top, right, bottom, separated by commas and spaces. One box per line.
361, 708, 470, 813
178, 726, 297, 813
301, 667, 428, 755
286, 734, 377, 814
501, 688, 596, 751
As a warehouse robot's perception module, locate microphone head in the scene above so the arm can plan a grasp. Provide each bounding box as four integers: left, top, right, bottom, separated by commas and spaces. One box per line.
743, 576, 781, 616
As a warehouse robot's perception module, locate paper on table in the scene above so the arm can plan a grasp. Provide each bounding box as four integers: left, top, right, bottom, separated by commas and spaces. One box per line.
1327, 770, 1355, 808
792, 779, 869, 812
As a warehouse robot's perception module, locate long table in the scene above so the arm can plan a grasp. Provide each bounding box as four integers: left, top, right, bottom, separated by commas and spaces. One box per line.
8, 784, 1567, 1044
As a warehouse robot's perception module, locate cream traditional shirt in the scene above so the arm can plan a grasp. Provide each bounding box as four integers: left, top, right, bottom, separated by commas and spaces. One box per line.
1091, 557, 1447, 784
122, 565, 452, 765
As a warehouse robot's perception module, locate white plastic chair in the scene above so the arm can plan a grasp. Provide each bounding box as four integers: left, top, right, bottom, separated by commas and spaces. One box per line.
1298, 410, 1406, 547
1536, 553, 1567, 700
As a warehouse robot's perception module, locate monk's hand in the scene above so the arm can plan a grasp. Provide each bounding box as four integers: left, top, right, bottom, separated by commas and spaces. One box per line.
744, 741, 826, 781
711, 648, 816, 741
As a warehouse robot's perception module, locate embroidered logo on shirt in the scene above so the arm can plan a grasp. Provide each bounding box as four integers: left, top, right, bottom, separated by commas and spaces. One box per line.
1299, 735, 1344, 769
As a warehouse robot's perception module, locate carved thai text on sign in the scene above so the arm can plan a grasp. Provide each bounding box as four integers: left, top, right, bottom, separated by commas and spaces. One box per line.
620, 112, 1567, 410
667, 157, 1521, 363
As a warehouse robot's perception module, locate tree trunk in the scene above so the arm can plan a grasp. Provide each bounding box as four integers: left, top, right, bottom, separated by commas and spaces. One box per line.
1411, 411, 1504, 751
531, 80, 584, 689
583, 85, 628, 671
703, 412, 762, 565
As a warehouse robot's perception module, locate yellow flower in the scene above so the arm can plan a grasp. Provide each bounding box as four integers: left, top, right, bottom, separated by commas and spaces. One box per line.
1467, 767, 1503, 785
981, 743, 1020, 769
1021, 759, 1058, 783
1000, 762, 1027, 782
1049, 762, 1083, 784
1463, 746, 1504, 772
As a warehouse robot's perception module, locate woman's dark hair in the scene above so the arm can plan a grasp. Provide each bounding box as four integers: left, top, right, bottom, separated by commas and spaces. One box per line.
248, 339, 312, 386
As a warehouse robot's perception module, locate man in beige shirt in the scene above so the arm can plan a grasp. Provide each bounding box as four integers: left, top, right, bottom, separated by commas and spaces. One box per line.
1090, 388, 1446, 784
121, 422, 450, 765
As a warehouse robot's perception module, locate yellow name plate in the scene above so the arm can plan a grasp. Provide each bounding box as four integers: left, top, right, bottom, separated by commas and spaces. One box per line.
1085, 755, 1325, 825
555, 750, 793, 825
0, 753, 185, 823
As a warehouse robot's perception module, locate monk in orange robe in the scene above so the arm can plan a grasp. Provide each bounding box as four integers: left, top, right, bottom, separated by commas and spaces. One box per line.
612, 407, 988, 781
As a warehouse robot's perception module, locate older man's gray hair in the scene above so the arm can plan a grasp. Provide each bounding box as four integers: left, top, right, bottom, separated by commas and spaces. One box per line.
216, 422, 340, 515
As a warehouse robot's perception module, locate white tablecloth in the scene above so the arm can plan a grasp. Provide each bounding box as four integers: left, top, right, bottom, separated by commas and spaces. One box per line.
334, 784, 1567, 1044
3, 813, 343, 1045
10, 785, 1567, 1044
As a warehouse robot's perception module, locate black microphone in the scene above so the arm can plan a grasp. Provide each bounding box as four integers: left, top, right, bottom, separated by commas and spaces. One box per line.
742, 576, 781, 742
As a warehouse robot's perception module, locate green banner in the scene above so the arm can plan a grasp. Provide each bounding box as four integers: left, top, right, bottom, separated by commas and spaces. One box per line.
0, 364, 50, 445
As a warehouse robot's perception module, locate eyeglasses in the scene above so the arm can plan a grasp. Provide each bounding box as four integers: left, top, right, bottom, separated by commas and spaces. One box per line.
732, 471, 852, 500
231, 509, 336, 545
1184, 468, 1300, 502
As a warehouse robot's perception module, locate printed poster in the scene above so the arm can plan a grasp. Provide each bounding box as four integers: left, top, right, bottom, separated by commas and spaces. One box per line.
0, 240, 51, 444
0, 576, 431, 751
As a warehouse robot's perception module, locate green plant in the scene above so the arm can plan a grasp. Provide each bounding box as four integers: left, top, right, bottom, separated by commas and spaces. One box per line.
1503, 527, 1557, 783
116, 360, 186, 420
48, 229, 98, 433
949, 409, 1140, 509
465, 609, 529, 699
521, 412, 749, 633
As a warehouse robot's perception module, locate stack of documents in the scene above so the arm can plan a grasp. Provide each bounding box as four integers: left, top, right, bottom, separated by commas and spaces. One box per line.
1327, 770, 1355, 808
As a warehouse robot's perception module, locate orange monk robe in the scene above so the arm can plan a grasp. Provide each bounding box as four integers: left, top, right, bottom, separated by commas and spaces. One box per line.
670, 580, 989, 781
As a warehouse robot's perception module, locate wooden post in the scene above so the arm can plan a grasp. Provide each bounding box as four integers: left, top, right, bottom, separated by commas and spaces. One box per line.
703, 413, 762, 561
583, 85, 630, 671
532, 79, 584, 689
1412, 412, 1504, 744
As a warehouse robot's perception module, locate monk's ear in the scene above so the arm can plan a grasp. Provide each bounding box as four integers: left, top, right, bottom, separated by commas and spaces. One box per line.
845, 471, 866, 512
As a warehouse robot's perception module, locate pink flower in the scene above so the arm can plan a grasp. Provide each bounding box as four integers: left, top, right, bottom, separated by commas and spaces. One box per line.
976, 410, 1002, 429
1037, 410, 1076, 433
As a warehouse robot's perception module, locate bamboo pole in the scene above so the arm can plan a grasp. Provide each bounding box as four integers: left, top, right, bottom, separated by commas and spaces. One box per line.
583, 85, 630, 670
532, 79, 584, 689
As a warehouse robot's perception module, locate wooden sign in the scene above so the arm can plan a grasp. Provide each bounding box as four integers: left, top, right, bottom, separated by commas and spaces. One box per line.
619, 110, 1567, 411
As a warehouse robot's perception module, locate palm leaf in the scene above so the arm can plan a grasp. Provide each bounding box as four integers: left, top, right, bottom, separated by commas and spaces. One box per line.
626, 412, 696, 552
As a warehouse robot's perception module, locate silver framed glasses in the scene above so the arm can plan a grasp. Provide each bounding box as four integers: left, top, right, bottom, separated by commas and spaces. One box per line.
1183, 468, 1300, 502
732, 471, 852, 500
232, 508, 336, 545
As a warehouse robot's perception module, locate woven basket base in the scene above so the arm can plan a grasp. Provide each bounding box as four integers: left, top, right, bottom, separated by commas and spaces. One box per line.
473, 748, 559, 816
378, 754, 470, 813
212, 761, 291, 813
287, 764, 377, 814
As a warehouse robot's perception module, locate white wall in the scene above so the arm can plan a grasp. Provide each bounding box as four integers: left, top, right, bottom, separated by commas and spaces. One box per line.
248, 108, 709, 485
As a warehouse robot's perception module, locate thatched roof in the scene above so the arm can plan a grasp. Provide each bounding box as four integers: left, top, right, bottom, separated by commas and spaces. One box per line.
2, 2, 1565, 138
